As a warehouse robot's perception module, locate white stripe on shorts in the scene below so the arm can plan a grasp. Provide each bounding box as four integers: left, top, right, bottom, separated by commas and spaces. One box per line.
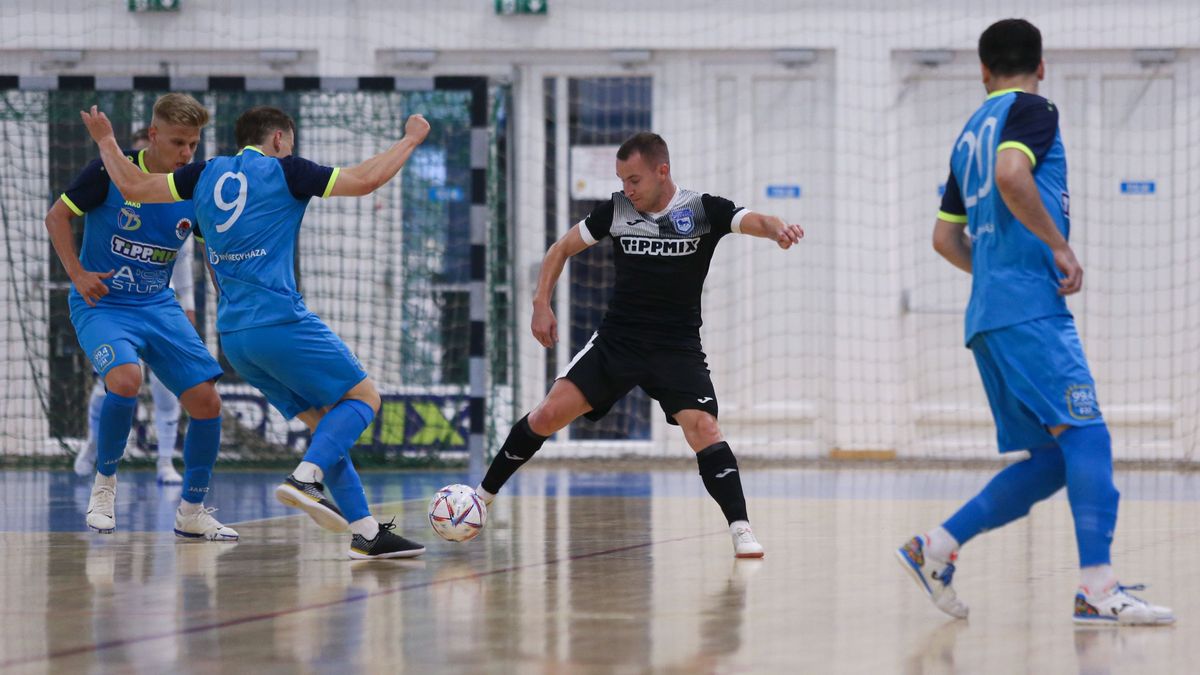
557, 331, 599, 380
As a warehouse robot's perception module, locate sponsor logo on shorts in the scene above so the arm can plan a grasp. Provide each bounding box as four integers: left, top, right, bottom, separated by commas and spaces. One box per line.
117, 207, 142, 231
92, 344, 116, 371
1066, 384, 1101, 420
207, 248, 268, 265
669, 207, 695, 235
111, 235, 179, 265
175, 217, 194, 241
619, 236, 700, 257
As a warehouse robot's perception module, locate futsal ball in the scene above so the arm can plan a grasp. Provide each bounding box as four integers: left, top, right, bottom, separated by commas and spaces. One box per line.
428, 484, 487, 542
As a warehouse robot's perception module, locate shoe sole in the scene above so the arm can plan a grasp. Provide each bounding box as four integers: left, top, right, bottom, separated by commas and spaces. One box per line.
274, 483, 349, 533
347, 546, 426, 560
1073, 615, 1175, 627
895, 547, 934, 596
735, 550, 765, 559
87, 524, 115, 534
174, 529, 239, 542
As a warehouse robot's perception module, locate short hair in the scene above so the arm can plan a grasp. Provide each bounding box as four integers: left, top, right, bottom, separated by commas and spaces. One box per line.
617, 132, 670, 168
151, 93, 209, 129
978, 19, 1042, 76
131, 127, 150, 143
235, 106, 295, 148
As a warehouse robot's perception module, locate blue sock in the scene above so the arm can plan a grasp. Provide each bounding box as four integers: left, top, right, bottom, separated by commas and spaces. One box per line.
96, 392, 137, 476
182, 416, 222, 504
303, 399, 375, 474
324, 456, 370, 523
942, 445, 1066, 545
1057, 424, 1119, 567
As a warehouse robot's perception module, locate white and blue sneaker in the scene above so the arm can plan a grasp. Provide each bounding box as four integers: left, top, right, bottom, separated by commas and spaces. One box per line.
174, 506, 239, 542
1074, 583, 1174, 626
895, 535, 968, 619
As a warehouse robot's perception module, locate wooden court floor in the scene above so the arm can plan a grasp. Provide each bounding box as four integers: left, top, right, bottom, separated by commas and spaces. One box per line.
0, 467, 1195, 673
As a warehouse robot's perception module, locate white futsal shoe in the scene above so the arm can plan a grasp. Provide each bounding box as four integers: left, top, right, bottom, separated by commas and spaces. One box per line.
730, 521, 764, 558
895, 535, 969, 619
86, 475, 117, 534
157, 459, 183, 485
1074, 583, 1174, 626
174, 505, 239, 542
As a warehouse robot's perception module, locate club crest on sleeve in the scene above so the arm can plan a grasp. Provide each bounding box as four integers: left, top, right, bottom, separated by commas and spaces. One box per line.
669, 208, 694, 235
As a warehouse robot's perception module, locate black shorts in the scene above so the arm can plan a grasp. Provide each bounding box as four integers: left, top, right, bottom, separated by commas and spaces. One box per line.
559, 331, 718, 425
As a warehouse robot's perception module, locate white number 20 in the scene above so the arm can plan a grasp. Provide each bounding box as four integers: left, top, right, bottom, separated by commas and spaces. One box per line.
955, 116, 998, 208
213, 171, 247, 233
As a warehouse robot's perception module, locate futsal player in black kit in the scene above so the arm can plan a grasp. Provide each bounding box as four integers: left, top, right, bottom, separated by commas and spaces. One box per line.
475, 132, 804, 558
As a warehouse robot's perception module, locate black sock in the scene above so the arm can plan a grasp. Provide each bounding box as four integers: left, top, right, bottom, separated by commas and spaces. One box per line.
480, 415, 547, 495
696, 442, 748, 524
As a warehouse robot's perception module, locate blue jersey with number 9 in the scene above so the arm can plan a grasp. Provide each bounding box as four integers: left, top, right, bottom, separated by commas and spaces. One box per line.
937, 89, 1072, 344
170, 146, 339, 332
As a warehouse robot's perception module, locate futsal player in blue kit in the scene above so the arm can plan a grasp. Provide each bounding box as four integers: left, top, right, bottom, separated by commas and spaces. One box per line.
48, 93, 234, 541
895, 19, 1172, 625
81, 104, 431, 559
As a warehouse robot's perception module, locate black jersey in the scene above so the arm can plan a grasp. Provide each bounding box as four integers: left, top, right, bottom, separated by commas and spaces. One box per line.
580, 187, 746, 347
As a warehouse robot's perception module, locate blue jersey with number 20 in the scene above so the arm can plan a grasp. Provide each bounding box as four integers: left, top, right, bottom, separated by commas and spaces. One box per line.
938, 89, 1072, 344
170, 146, 338, 333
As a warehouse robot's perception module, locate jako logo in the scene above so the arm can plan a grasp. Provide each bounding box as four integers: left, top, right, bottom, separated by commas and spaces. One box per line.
117, 207, 142, 232
620, 237, 700, 256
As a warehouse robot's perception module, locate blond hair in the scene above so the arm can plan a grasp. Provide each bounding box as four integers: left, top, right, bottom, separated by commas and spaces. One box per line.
152, 92, 209, 129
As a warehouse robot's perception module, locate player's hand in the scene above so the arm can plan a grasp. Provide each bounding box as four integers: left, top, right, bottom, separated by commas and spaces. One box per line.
1053, 245, 1083, 295
775, 222, 804, 250
73, 269, 114, 306
80, 106, 115, 144
185, 310, 196, 327
531, 302, 558, 348
404, 114, 431, 145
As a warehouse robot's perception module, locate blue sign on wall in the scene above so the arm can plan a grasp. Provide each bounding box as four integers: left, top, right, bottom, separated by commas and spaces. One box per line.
1120, 181, 1156, 195
429, 186, 466, 202
765, 184, 802, 199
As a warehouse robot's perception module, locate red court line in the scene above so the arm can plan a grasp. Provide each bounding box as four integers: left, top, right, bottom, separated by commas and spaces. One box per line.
0, 531, 718, 668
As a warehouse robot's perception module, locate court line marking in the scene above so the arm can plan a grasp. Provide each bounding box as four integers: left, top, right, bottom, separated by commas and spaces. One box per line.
0, 530, 721, 668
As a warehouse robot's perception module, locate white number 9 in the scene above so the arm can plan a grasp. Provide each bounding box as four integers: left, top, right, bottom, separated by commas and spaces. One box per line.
213, 171, 247, 233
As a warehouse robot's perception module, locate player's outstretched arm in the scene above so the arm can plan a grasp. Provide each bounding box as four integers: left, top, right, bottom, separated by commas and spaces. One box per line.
79, 106, 175, 203
44, 199, 112, 306
530, 225, 591, 348
737, 213, 804, 249
932, 218, 972, 274
995, 147, 1082, 295
329, 114, 431, 197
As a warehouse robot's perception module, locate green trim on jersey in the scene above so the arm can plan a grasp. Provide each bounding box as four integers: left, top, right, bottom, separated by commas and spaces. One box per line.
987, 87, 1025, 100
998, 140, 1037, 167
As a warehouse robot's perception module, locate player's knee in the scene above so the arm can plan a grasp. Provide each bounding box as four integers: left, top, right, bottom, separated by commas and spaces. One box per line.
104, 366, 141, 398
181, 382, 222, 419
527, 403, 570, 436
684, 413, 722, 447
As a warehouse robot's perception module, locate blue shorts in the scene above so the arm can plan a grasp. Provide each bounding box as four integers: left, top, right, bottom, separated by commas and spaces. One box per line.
970, 315, 1104, 453
220, 314, 368, 419
70, 297, 223, 397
